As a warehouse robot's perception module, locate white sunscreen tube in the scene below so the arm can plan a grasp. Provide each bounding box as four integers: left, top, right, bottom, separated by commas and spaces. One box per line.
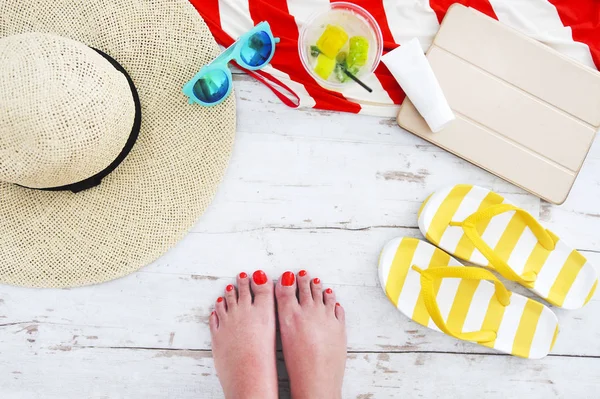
382, 38, 455, 132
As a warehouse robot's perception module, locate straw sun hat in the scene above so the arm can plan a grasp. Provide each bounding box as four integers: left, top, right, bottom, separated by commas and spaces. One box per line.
0, 0, 236, 288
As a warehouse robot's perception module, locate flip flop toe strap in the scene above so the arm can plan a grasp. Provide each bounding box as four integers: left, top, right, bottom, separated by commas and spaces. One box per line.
412, 265, 511, 344
449, 204, 556, 285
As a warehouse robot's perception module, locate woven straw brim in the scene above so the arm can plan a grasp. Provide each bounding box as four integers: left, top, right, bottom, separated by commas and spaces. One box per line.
0, 0, 236, 288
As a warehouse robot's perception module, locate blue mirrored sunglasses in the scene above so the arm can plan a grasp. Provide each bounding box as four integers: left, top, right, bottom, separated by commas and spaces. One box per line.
183, 21, 280, 106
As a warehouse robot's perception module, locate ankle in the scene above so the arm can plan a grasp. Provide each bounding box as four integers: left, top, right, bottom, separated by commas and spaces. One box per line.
226, 393, 277, 399
291, 384, 342, 399
224, 384, 278, 399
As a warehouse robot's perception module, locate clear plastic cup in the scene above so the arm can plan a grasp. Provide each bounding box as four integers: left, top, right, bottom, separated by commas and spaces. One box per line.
298, 2, 383, 91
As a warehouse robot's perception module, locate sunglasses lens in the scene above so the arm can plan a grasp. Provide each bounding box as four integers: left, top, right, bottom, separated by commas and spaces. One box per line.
240, 31, 273, 67
192, 69, 230, 104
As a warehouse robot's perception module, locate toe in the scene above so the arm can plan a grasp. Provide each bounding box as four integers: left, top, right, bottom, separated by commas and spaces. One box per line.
334, 302, 345, 323
297, 270, 313, 305
323, 287, 336, 311
276, 270, 300, 310
209, 310, 219, 334
251, 270, 274, 306
311, 277, 323, 304
224, 284, 237, 309
215, 296, 227, 319
237, 272, 251, 305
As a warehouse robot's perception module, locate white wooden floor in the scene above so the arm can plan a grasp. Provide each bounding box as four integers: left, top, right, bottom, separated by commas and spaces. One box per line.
2, 75, 600, 398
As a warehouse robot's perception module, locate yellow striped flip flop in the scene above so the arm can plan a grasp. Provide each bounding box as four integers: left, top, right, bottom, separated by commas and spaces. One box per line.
418, 185, 598, 309
379, 237, 559, 359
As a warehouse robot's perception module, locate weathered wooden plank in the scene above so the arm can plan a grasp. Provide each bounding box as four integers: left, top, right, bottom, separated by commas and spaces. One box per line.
198, 116, 547, 232
1, 346, 598, 399
1, 235, 598, 355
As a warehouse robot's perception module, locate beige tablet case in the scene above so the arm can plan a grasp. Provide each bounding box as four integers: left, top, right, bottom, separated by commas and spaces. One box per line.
397, 4, 600, 204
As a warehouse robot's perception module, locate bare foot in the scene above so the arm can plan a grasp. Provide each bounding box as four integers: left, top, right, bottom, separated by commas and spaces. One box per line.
276, 270, 347, 399
210, 270, 278, 399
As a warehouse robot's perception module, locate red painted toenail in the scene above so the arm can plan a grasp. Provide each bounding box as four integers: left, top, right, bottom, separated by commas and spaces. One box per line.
313, 278, 320, 284
281, 271, 295, 286
253, 270, 268, 285
326, 288, 333, 294
299, 270, 307, 277
211, 311, 216, 316
336, 302, 340, 307
226, 284, 234, 292
239, 272, 248, 279
217, 297, 224, 303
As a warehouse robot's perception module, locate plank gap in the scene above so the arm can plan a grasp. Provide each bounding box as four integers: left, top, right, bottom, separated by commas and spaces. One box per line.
53, 346, 600, 360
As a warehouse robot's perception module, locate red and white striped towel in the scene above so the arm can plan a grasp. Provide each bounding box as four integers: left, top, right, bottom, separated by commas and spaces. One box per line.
190, 0, 600, 117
